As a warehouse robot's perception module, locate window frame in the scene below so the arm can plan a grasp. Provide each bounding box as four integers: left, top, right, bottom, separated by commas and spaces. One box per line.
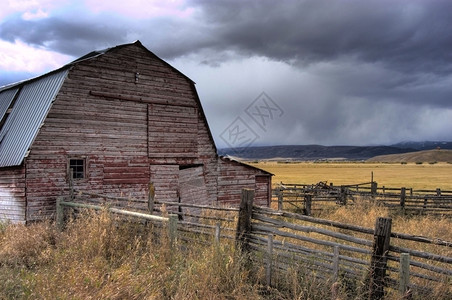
67, 157, 88, 181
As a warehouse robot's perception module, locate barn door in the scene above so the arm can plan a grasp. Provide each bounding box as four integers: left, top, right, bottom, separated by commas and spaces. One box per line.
149, 165, 179, 214
149, 164, 207, 217
179, 165, 208, 217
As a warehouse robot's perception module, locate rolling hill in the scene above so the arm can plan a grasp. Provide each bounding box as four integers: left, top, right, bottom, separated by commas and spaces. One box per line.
218, 141, 452, 161
367, 149, 452, 163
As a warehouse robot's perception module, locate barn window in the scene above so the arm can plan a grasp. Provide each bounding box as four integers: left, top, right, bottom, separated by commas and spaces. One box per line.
69, 158, 86, 180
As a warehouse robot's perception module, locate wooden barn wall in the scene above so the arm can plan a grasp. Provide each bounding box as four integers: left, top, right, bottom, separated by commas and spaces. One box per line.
194, 110, 218, 205
150, 165, 179, 202
217, 159, 271, 206
148, 104, 198, 158
0, 166, 26, 223
255, 175, 272, 206
25, 44, 220, 220
27, 95, 149, 220
147, 103, 218, 205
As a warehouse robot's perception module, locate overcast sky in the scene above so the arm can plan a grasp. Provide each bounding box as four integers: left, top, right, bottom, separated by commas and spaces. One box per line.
1, 0, 452, 148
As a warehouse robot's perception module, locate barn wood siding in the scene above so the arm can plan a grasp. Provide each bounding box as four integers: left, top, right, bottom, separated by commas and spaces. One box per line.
217, 158, 271, 206
0, 166, 26, 223
255, 175, 272, 206
26, 95, 150, 220
148, 104, 198, 158
72, 45, 195, 107
180, 165, 209, 205
150, 164, 179, 214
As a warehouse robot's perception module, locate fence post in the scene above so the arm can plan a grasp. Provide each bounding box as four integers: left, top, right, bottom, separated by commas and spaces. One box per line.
400, 188, 406, 209
333, 246, 339, 282
236, 189, 255, 252
371, 182, 378, 195
266, 234, 273, 287
423, 197, 428, 213
168, 214, 178, 248
56, 196, 64, 230
369, 217, 392, 300
69, 169, 74, 201
278, 187, 283, 211
340, 186, 347, 205
399, 253, 410, 296
214, 223, 221, 245
304, 194, 312, 216
436, 188, 441, 196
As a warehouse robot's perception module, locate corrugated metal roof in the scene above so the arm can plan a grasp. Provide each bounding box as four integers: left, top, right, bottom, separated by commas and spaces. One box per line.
0, 88, 18, 121
0, 69, 68, 167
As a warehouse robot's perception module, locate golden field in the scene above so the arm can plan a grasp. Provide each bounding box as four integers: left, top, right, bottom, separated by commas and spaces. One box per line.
249, 161, 452, 190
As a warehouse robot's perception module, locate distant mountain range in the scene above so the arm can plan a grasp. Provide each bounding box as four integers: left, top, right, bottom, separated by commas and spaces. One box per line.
218, 141, 452, 161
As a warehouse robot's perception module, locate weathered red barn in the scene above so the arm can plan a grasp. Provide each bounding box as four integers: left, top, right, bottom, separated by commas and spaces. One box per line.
0, 41, 272, 224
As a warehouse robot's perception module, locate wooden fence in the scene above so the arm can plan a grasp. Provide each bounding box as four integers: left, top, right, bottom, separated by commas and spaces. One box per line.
240, 189, 452, 299
58, 189, 239, 246
56, 188, 452, 299
274, 182, 452, 216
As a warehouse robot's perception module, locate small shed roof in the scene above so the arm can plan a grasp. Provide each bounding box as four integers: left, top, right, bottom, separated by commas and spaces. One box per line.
220, 155, 273, 176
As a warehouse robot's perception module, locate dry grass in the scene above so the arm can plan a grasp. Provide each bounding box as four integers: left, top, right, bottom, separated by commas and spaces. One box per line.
250, 161, 452, 190
0, 210, 348, 299
1, 204, 451, 299
0, 210, 262, 300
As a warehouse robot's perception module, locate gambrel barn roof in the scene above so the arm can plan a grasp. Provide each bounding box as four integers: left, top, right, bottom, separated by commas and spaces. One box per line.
0, 41, 222, 168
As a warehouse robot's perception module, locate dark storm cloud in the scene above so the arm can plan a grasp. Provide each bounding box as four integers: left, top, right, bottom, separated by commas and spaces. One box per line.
0, 15, 130, 57
1, 0, 451, 146
162, 0, 452, 111
3, 0, 452, 77
187, 0, 452, 75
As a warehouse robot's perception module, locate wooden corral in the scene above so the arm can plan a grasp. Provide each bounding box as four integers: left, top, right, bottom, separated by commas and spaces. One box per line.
275, 182, 452, 216
0, 41, 272, 223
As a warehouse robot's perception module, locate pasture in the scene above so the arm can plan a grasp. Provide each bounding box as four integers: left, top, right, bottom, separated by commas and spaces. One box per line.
249, 161, 452, 190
